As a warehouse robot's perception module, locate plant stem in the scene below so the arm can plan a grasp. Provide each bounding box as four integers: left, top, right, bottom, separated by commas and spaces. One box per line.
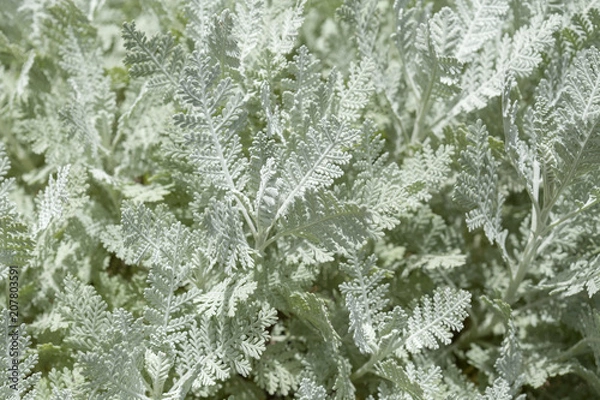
351, 353, 379, 380
351, 331, 400, 380
410, 65, 436, 144
503, 159, 543, 304
503, 224, 541, 304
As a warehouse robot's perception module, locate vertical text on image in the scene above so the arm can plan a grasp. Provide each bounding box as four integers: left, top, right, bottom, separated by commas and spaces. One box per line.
7, 265, 20, 391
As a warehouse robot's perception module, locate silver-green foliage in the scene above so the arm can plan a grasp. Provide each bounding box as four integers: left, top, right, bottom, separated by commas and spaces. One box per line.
1, 0, 600, 399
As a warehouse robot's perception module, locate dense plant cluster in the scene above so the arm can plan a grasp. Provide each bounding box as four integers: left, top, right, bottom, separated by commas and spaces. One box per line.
1, 0, 600, 399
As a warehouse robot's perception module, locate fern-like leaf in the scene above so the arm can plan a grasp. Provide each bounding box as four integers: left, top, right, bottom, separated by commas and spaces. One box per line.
340, 252, 390, 354
403, 287, 471, 353
429, 7, 463, 58
548, 255, 600, 297
34, 166, 71, 234
281, 45, 323, 132
286, 291, 341, 349
58, 29, 115, 157
145, 349, 173, 398
56, 275, 111, 352
553, 46, 600, 186
175, 50, 249, 194
0, 144, 32, 267
454, 0, 509, 61
494, 322, 525, 397
177, 303, 277, 389
507, 15, 563, 78
455, 120, 508, 258
337, 0, 380, 58
202, 198, 255, 272
267, 0, 307, 60
477, 378, 512, 400
195, 274, 257, 318
77, 309, 147, 399
337, 58, 375, 123
296, 378, 328, 400
373, 359, 425, 400
119, 202, 200, 339
442, 14, 560, 124
0, 314, 40, 399
122, 21, 185, 96
57, 277, 149, 398
207, 10, 240, 71
276, 118, 361, 222
272, 191, 372, 262
120, 202, 177, 265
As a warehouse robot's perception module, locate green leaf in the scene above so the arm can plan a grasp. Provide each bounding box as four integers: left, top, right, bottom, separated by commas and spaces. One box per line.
404, 287, 471, 353
374, 359, 424, 400
455, 120, 508, 259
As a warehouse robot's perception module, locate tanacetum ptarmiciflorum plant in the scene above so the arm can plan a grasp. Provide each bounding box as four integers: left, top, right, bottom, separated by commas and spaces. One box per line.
1, 0, 599, 398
